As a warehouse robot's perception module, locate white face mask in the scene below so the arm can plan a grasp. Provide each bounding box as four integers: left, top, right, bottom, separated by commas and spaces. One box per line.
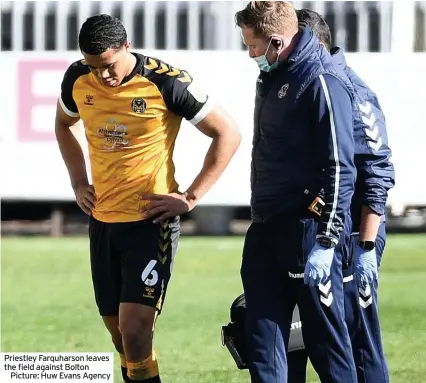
252, 38, 279, 72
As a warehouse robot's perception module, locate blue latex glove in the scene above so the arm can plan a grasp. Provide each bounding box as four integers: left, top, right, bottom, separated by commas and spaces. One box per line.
304, 242, 335, 287
355, 246, 378, 288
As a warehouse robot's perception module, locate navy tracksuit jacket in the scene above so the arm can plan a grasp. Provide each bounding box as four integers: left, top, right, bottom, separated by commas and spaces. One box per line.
334, 46, 395, 383
241, 26, 358, 383
286, 48, 395, 383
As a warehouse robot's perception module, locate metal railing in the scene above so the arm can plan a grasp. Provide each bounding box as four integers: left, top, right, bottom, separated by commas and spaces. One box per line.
0, 1, 423, 52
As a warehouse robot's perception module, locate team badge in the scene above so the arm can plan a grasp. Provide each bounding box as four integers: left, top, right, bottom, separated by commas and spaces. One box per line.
278, 83, 289, 99
131, 98, 147, 113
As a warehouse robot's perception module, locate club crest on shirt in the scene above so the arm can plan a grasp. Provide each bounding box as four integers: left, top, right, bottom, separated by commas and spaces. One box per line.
278, 83, 289, 99
131, 98, 147, 113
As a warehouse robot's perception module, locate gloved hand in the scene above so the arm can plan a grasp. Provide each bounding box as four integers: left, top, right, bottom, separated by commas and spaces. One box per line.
304, 242, 335, 287
355, 246, 378, 289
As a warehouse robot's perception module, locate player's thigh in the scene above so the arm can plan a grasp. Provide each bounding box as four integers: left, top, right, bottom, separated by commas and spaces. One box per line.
89, 216, 121, 316
113, 217, 180, 313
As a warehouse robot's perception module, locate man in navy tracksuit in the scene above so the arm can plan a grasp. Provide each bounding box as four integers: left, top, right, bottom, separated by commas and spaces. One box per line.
286, 9, 396, 383
234, 2, 358, 382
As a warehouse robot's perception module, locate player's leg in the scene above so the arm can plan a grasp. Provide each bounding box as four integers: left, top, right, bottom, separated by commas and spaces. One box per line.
115, 217, 180, 382
350, 222, 389, 383
89, 216, 128, 381
295, 218, 357, 383
287, 306, 308, 383
119, 304, 159, 382
241, 220, 295, 383
102, 316, 128, 382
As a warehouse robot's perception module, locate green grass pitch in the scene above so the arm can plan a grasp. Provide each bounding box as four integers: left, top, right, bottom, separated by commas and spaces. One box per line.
2, 235, 426, 382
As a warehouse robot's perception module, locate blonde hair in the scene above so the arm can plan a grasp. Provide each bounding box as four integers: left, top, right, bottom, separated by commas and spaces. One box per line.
235, 1, 298, 38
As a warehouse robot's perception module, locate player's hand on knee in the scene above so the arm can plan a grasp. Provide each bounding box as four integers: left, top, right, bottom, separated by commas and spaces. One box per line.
304, 243, 334, 287
355, 246, 378, 288
73, 183, 96, 215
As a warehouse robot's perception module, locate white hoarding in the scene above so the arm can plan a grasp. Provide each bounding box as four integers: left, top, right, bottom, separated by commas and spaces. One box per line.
1, 51, 425, 208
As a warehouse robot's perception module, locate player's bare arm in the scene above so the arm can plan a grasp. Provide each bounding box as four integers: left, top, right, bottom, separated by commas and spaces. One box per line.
142, 106, 241, 224
359, 206, 381, 241
187, 105, 242, 202
55, 102, 95, 215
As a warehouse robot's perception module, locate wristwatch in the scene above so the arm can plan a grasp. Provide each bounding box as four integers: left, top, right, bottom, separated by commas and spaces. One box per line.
316, 236, 337, 249
358, 240, 376, 251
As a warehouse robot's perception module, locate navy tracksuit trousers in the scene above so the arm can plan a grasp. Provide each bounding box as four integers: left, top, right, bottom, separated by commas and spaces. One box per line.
343, 222, 389, 383
286, 221, 389, 383
240, 214, 357, 383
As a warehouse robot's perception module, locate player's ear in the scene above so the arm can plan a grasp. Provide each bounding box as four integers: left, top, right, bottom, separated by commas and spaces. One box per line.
124, 41, 131, 51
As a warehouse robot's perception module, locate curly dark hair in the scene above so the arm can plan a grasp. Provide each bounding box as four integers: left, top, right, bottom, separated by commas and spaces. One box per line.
78, 14, 127, 55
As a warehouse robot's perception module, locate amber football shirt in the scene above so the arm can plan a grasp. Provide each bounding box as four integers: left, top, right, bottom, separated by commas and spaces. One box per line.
59, 53, 212, 223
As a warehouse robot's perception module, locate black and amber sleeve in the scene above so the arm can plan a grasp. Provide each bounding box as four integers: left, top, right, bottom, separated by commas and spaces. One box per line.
162, 69, 214, 125
58, 61, 90, 118
142, 56, 214, 125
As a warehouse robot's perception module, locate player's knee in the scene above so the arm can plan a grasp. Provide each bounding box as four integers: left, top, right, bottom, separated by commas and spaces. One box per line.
120, 325, 147, 351
120, 304, 156, 356
102, 316, 124, 353
120, 312, 154, 338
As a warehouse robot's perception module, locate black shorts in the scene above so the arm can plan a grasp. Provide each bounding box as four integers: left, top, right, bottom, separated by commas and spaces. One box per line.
89, 215, 180, 316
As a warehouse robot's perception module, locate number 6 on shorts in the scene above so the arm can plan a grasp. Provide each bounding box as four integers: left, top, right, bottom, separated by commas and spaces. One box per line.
142, 260, 159, 286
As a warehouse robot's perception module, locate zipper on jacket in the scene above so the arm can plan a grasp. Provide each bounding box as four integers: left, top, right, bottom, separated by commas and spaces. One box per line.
252, 73, 278, 204
252, 95, 268, 190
